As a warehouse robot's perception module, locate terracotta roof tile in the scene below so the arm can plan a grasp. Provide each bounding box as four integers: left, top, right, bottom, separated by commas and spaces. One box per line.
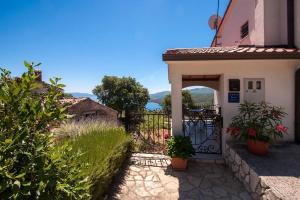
163, 46, 300, 61
60, 97, 87, 106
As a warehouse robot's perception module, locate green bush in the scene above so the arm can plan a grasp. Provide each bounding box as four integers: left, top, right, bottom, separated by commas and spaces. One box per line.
166, 136, 195, 159
0, 62, 90, 199
227, 102, 287, 143
55, 120, 132, 199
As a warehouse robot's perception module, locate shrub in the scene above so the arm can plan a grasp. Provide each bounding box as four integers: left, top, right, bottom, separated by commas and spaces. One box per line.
166, 136, 195, 159
52, 119, 121, 141
227, 102, 287, 143
92, 76, 150, 131
0, 62, 90, 199
54, 120, 132, 199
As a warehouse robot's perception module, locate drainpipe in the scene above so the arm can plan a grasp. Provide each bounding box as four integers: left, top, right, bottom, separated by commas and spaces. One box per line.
287, 0, 295, 48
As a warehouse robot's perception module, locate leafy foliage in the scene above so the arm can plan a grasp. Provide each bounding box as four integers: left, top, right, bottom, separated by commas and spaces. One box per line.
0, 62, 90, 199
227, 102, 287, 143
92, 76, 149, 130
54, 120, 132, 199
166, 136, 195, 159
162, 90, 194, 114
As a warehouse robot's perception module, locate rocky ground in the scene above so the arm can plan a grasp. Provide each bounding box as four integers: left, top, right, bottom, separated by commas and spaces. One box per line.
110, 153, 251, 200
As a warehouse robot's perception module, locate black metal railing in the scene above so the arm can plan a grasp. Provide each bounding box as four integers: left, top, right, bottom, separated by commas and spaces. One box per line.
183, 105, 222, 154
122, 110, 171, 153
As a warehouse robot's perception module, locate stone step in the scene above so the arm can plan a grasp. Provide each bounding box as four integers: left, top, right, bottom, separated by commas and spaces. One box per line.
190, 153, 225, 164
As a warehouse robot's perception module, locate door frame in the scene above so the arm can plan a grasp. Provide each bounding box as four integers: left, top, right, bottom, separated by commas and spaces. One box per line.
296, 69, 300, 143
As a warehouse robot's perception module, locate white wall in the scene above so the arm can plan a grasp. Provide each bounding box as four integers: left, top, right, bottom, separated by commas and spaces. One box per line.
182, 80, 219, 90
295, 0, 300, 48
170, 73, 182, 136
168, 59, 300, 142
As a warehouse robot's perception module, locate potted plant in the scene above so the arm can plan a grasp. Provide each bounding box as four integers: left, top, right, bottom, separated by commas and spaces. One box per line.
166, 135, 195, 170
227, 102, 287, 156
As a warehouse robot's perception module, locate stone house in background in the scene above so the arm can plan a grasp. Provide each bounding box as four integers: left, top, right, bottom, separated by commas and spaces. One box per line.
21, 70, 118, 122
60, 97, 118, 121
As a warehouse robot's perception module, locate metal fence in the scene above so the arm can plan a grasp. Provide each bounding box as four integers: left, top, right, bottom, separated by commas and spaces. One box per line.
122, 110, 171, 153
183, 105, 223, 154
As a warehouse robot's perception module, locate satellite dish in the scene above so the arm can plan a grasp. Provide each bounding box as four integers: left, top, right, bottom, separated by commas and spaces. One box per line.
208, 15, 222, 30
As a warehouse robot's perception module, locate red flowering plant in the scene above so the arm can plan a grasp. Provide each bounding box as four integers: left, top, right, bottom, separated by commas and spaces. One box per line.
227, 102, 287, 143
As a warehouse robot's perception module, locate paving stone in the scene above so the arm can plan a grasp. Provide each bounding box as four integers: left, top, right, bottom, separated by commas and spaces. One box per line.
134, 175, 143, 181
134, 186, 151, 197
239, 191, 252, 200
235, 153, 242, 165
145, 175, 154, 181
144, 181, 162, 189
148, 187, 164, 196
249, 168, 260, 192
212, 186, 228, 197
129, 166, 141, 172
241, 160, 250, 174
112, 153, 250, 200
164, 181, 178, 193
245, 174, 250, 184
187, 175, 201, 187
179, 181, 194, 192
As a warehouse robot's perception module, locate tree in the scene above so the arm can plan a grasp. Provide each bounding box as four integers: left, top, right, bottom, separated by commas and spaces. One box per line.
93, 76, 149, 130
162, 90, 194, 113
0, 62, 90, 199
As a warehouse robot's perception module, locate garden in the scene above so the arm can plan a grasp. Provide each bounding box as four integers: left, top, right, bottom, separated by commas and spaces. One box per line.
0, 62, 132, 200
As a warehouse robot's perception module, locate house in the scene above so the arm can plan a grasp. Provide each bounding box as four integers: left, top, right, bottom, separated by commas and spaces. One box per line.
60, 97, 118, 121
163, 0, 300, 154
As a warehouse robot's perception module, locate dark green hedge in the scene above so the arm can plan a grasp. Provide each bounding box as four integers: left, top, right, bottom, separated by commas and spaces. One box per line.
90, 138, 132, 200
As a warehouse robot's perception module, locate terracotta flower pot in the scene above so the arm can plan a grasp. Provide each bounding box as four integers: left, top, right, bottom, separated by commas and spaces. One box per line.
247, 139, 269, 156
171, 157, 187, 171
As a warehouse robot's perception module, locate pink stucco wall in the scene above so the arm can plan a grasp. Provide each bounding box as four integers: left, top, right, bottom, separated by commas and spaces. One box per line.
296, 0, 300, 48
219, 0, 255, 46
263, 0, 288, 46
218, 0, 289, 47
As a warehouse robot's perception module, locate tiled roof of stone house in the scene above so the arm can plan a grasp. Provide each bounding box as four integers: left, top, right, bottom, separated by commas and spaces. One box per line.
60, 97, 118, 119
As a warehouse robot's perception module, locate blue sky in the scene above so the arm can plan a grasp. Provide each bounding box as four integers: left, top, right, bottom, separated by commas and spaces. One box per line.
0, 0, 228, 94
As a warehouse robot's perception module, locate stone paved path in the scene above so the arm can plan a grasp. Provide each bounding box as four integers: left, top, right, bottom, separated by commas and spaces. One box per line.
111, 153, 251, 200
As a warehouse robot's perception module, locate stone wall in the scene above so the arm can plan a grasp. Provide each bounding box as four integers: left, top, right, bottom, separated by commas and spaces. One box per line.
224, 143, 280, 200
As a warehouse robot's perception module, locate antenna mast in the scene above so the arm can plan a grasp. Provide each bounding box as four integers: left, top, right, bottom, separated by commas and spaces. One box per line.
215, 0, 220, 47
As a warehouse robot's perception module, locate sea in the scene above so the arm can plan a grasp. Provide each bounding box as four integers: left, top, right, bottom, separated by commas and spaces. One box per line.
145, 102, 162, 111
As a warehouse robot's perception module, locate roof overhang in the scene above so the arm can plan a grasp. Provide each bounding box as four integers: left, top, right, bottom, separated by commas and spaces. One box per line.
163, 47, 300, 61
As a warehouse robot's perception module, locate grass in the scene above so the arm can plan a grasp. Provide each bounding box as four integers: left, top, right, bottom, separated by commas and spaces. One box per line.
53, 120, 132, 199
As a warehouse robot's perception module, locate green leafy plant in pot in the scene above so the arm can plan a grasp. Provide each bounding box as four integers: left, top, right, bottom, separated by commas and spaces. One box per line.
166, 136, 195, 170
227, 102, 287, 156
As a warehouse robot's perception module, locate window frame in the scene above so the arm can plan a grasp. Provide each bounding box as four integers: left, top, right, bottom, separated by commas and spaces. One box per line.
240, 21, 249, 39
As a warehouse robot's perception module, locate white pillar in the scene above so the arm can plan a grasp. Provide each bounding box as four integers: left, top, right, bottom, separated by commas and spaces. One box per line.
213, 90, 219, 106
171, 74, 183, 136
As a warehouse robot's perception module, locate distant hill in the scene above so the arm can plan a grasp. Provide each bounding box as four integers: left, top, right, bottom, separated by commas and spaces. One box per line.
150, 91, 170, 104
188, 88, 214, 94
69, 88, 214, 105
150, 88, 214, 105
68, 92, 98, 101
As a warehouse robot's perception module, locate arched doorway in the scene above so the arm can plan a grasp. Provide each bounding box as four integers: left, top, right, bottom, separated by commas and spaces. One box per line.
181, 85, 222, 154
296, 69, 300, 143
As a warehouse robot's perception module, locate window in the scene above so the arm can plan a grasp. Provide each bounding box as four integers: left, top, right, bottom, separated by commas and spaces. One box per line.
248, 81, 253, 90
241, 21, 249, 39
256, 81, 261, 90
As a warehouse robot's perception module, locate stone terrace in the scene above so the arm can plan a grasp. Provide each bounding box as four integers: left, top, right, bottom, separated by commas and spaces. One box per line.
110, 153, 251, 200
225, 143, 300, 199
